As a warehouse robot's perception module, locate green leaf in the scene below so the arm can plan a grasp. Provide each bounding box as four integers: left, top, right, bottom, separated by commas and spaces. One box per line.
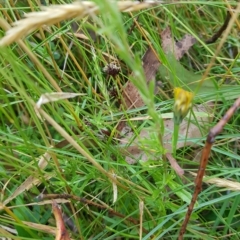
159, 53, 240, 101
168, 181, 193, 205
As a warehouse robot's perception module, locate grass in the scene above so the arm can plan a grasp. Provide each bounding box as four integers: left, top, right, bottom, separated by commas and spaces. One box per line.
0, 0, 240, 239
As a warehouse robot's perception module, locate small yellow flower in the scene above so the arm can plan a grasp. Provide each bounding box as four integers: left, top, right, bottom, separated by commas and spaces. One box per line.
173, 87, 193, 124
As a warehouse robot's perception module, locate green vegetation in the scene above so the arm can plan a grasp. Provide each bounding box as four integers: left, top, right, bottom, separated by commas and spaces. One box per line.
0, 0, 240, 239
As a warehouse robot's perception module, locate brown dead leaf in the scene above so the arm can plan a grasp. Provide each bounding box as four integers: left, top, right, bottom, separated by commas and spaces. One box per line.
163, 103, 214, 152
123, 146, 149, 164
121, 44, 162, 110
174, 34, 197, 60
52, 201, 70, 240
161, 27, 196, 60
119, 27, 196, 133
120, 102, 214, 165
160, 27, 174, 55
117, 26, 200, 171
142, 47, 162, 84
122, 27, 196, 110
122, 81, 144, 109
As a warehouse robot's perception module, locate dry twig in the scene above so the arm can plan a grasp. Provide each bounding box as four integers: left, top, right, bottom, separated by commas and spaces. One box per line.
205, 11, 231, 44
178, 97, 240, 240
40, 193, 149, 234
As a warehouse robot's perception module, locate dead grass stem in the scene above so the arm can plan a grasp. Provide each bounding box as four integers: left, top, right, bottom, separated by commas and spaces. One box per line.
0, 1, 162, 46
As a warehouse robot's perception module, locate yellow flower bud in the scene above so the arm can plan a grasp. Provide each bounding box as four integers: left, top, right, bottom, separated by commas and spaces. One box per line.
173, 87, 193, 124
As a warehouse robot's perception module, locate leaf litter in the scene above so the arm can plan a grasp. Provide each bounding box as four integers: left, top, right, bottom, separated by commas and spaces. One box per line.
120, 27, 212, 176
121, 27, 196, 111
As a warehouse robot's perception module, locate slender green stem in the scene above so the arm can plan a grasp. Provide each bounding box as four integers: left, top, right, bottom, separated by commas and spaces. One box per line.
172, 123, 179, 157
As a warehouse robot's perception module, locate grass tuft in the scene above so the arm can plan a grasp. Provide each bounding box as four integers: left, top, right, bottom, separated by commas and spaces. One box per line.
0, 0, 240, 239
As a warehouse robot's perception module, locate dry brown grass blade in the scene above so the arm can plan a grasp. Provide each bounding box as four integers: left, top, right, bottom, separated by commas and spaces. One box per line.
35, 92, 84, 119
0, 1, 163, 46
22, 220, 73, 239
110, 170, 118, 204
35, 93, 84, 109
2, 152, 53, 208
0, 18, 62, 92
8, 199, 70, 209
189, 172, 240, 191
0, 225, 17, 239
139, 200, 144, 240
23, 221, 56, 235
